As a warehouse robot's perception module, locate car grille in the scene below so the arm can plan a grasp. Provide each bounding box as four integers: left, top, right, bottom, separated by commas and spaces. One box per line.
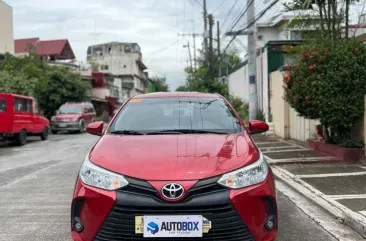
94, 203, 255, 241
93, 176, 255, 241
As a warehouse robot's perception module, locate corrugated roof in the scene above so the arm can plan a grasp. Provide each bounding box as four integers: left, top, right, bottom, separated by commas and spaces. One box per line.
14, 38, 39, 53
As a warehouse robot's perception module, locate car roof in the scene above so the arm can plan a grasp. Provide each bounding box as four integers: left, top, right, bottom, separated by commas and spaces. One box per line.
133, 92, 222, 99
0, 93, 34, 100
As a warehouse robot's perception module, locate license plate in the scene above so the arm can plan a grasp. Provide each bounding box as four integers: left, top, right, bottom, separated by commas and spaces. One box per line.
135, 215, 211, 238
59, 123, 67, 127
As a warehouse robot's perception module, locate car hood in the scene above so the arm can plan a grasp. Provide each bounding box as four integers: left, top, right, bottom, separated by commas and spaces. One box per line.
89, 134, 260, 181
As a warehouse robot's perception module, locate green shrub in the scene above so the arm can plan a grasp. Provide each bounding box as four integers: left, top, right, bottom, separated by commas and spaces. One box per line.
283, 38, 366, 145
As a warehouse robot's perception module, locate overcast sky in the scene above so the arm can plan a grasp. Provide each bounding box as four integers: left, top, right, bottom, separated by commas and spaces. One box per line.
6, 0, 365, 91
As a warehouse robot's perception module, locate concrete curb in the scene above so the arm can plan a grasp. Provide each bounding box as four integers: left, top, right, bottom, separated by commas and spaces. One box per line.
271, 165, 366, 238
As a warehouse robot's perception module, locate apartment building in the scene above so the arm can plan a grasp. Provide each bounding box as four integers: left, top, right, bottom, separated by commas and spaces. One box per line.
87, 42, 148, 101
0, 0, 14, 66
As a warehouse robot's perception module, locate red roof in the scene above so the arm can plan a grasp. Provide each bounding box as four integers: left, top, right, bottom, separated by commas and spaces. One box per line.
37, 39, 68, 56
14, 38, 75, 59
14, 38, 39, 53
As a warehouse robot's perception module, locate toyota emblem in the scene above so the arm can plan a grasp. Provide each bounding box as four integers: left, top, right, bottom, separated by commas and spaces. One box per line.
161, 183, 184, 200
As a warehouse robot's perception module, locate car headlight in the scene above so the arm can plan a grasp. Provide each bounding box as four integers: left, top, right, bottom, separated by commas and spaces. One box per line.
79, 155, 129, 190
72, 117, 79, 122
51, 116, 56, 121
217, 153, 268, 189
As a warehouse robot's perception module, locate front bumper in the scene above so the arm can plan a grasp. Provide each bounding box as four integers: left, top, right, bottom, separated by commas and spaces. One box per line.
51, 122, 80, 131
71, 172, 277, 241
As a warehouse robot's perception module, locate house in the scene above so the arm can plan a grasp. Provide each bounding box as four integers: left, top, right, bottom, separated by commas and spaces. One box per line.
90, 71, 120, 120
0, 0, 14, 66
86, 42, 148, 102
227, 14, 321, 122
14, 38, 75, 60
147, 79, 157, 93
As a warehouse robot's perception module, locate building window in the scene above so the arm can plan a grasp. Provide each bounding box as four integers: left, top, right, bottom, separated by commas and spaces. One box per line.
101, 65, 109, 70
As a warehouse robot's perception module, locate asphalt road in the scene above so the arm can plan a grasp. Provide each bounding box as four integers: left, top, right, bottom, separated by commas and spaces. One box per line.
0, 133, 355, 241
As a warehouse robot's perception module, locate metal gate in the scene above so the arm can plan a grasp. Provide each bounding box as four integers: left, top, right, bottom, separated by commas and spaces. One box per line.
289, 107, 319, 142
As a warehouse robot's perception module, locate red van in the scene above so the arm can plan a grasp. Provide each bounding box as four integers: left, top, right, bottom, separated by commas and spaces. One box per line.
0, 93, 50, 146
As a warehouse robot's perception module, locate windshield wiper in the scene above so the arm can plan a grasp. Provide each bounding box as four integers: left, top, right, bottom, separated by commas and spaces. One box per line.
156, 129, 228, 134
145, 130, 184, 135
110, 130, 145, 135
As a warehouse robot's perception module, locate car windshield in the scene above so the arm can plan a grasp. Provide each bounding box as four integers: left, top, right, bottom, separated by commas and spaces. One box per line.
58, 105, 82, 114
109, 97, 242, 134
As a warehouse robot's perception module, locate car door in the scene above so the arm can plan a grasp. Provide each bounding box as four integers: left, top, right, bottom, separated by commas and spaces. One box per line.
13, 97, 34, 133
83, 105, 90, 124
32, 101, 44, 133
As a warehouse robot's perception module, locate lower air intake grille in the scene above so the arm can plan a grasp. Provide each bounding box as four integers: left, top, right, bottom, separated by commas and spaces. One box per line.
94, 197, 255, 241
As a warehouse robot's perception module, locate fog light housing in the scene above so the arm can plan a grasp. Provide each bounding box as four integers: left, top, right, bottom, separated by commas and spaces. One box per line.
74, 218, 84, 232
265, 215, 276, 230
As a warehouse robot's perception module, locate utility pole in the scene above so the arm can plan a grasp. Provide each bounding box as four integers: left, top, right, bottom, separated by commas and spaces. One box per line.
217, 21, 221, 81
178, 33, 201, 70
208, 14, 214, 79
203, 0, 208, 63
226, 0, 258, 120
193, 33, 197, 70
183, 42, 193, 72
247, 0, 258, 120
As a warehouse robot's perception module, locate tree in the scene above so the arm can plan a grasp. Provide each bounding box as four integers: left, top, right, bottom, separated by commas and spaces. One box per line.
36, 67, 89, 119
150, 76, 169, 92
283, 38, 366, 145
1, 53, 89, 119
282, 0, 361, 40
0, 71, 38, 97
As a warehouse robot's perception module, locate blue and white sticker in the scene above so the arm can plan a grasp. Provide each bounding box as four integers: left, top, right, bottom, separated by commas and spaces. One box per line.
143, 215, 203, 238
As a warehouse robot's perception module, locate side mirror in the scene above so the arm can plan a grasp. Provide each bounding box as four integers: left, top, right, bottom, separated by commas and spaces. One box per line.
248, 120, 269, 135
86, 121, 104, 136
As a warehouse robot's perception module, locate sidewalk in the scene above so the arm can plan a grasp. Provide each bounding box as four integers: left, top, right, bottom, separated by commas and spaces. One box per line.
252, 135, 366, 238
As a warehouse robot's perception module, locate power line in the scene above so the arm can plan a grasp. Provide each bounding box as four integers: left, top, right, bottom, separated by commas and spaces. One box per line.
220, 0, 240, 32
213, 0, 227, 13
146, 40, 179, 55
213, 0, 280, 68
193, 0, 203, 7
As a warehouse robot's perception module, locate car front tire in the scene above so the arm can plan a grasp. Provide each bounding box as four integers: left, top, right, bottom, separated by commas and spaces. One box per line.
15, 129, 27, 146
40, 127, 49, 140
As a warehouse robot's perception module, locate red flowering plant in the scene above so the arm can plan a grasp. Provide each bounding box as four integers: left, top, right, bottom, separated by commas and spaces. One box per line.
282, 39, 366, 146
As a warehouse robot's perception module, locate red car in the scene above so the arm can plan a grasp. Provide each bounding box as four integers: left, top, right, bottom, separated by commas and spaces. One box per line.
0, 93, 49, 146
50, 102, 96, 134
71, 92, 277, 241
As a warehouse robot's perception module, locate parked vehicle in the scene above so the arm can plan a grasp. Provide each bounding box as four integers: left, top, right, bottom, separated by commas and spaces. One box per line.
70, 92, 277, 241
0, 93, 49, 146
50, 102, 96, 134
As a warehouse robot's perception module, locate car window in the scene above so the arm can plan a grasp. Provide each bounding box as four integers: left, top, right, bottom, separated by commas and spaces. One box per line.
109, 97, 242, 134
33, 104, 39, 115
14, 97, 32, 113
0, 99, 6, 112
59, 105, 82, 114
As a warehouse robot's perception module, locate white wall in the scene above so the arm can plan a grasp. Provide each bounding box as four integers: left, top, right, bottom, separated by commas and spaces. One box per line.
0, 1, 14, 54
258, 27, 280, 48
228, 64, 249, 102
92, 88, 109, 100
228, 49, 269, 122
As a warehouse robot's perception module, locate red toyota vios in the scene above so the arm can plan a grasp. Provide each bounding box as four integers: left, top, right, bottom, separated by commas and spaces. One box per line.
71, 92, 277, 241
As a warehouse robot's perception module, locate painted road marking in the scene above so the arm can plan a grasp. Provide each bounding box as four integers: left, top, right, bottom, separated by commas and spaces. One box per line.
262, 148, 312, 154
265, 156, 339, 164
324, 194, 366, 200
297, 172, 366, 179
360, 211, 366, 216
